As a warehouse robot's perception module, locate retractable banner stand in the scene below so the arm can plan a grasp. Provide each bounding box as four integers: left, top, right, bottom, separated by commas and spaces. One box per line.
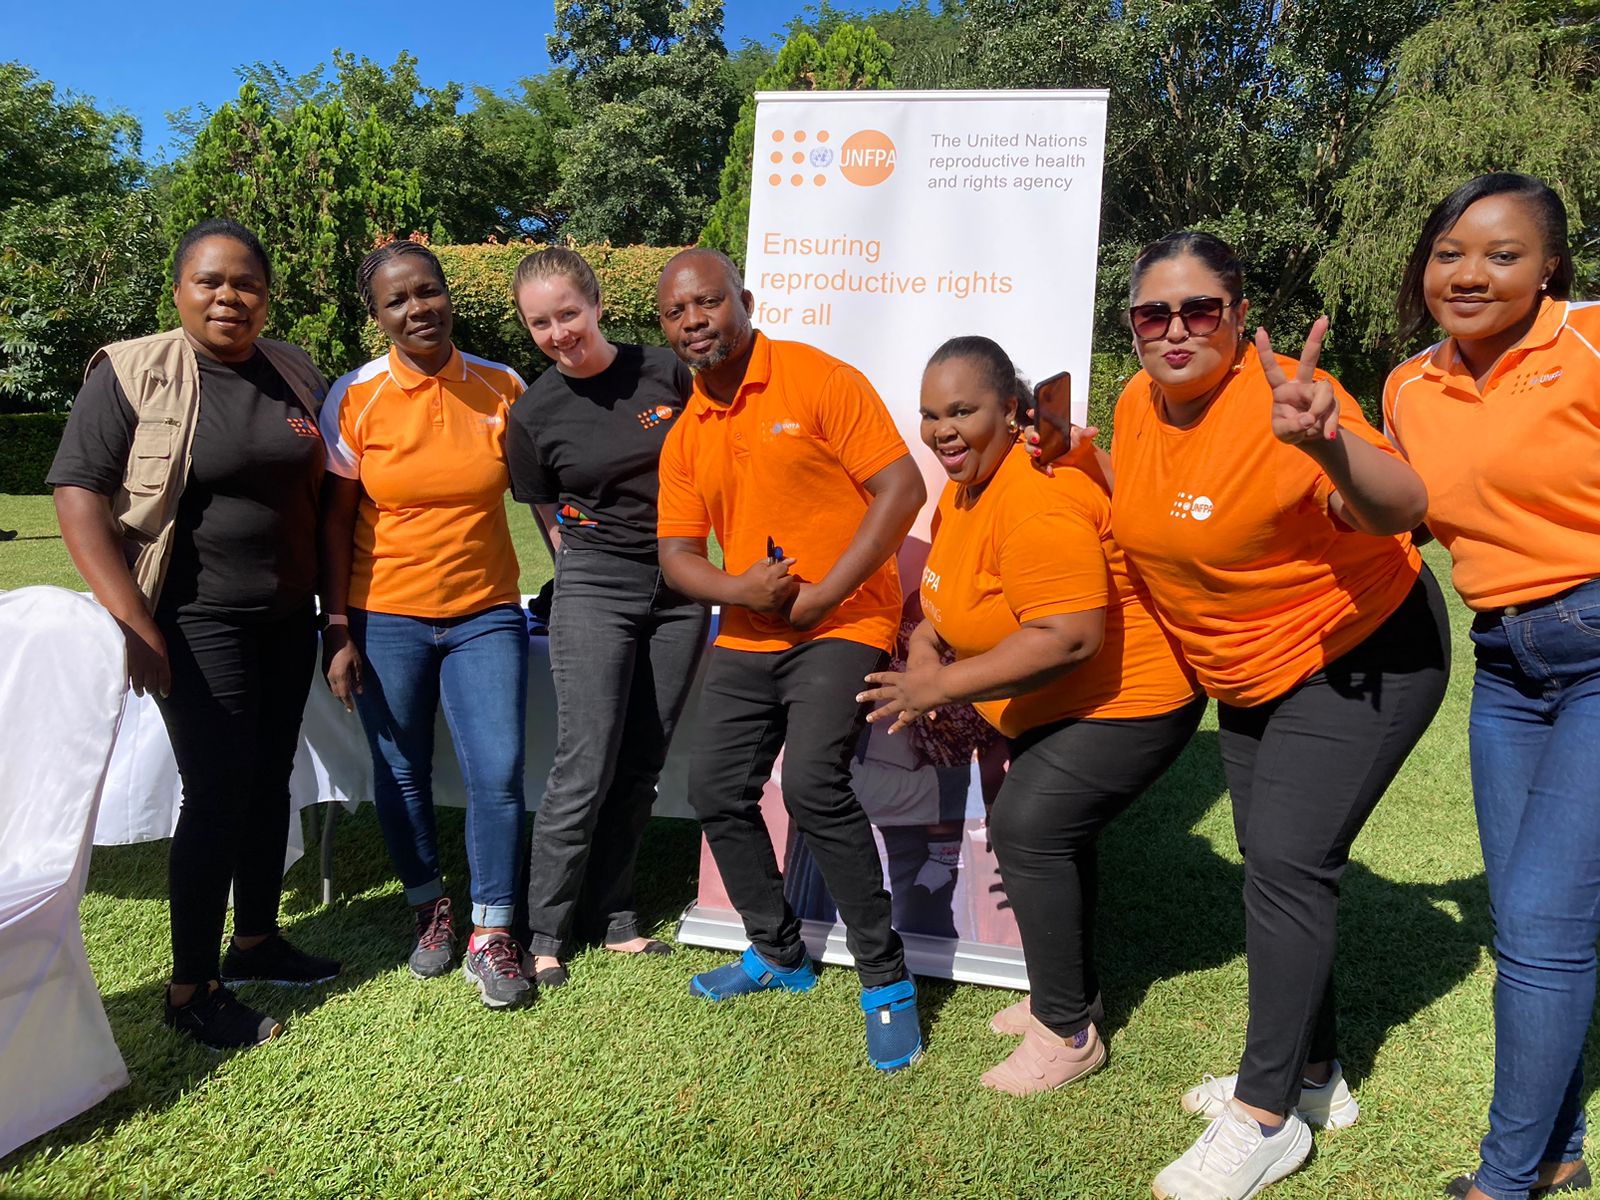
675, 91, 1110, 987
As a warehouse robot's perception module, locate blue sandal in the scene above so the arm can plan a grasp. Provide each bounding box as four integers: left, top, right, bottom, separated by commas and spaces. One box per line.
862, 976, 924, 1072
690, 946, 818, 1001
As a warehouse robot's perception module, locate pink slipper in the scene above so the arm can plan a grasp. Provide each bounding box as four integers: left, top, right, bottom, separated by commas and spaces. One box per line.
989, 995, 1032, 1035
980, 1018, 1107, 1095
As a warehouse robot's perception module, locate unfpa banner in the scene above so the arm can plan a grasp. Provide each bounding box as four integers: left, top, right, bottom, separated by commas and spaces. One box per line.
740, 88, 1108, 538
675, 92, 1109, 988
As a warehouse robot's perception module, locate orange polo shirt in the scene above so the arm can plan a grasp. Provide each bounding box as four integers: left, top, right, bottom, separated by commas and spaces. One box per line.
1110, 352, 1421, 708
1384, 298, 1600, 611
320, 346, 523, 618
656, 332, 909, 653
921, 445, 1197, 737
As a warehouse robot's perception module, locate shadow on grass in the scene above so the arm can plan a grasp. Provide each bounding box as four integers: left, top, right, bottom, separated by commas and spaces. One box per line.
1096, 729, 1488, 1087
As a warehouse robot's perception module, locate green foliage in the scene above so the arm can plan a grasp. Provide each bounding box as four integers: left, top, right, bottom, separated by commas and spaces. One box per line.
0, 65, 162, 413
165, 84, 429, 376
0, 412, 69, 492
357, 242, 683, 381
700, 22, 895, 260
1316, 0, 1600, 355
789, 1, 964, 88
550, 0, 741, 245
955, 0, 1442, 343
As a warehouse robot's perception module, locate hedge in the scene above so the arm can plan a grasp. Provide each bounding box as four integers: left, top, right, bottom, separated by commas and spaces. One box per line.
0, 413, 68, 494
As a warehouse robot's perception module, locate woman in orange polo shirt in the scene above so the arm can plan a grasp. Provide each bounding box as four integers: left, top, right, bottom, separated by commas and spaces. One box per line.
1103, 231, 1450, 1200
859, 335, 1204, 1094
319, 240, 531, 1011
1382, 174, 1596, 1200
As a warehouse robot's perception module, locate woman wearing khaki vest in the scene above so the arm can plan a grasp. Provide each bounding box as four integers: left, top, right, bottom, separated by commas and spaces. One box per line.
49, 219, 341, 1051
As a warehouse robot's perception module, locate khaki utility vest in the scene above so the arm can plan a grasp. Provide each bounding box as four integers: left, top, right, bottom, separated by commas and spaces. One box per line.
86, 328, 329, 610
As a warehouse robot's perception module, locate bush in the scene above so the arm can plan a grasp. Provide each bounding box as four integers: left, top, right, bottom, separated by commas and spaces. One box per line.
0, 413, 68, 494
359, 242, 686, 380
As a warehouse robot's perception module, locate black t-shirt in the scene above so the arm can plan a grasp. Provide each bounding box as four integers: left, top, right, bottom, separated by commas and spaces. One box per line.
507, 343, 692, 559
48, 350, 325, 621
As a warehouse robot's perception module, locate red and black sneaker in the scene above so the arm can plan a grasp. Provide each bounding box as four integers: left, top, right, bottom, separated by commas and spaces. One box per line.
462, 933, 533, 1009
409, 896, 456, 979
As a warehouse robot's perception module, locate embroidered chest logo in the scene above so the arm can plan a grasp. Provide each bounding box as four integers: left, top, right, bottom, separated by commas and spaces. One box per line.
286, 416, 321, 439
1170, 491, 1214, 521
637, 405, 677, 430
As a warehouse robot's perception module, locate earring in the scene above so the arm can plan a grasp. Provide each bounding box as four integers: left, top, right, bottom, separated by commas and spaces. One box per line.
1006, 415, 1018, 432
1540, 281, 1549, 292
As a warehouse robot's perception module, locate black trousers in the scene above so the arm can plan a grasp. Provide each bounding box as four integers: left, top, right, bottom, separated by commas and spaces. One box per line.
990, 696, 1206, 1037
1221, 568, 1450, 1114
154, 607, 317, 985
688, 639, 905, 987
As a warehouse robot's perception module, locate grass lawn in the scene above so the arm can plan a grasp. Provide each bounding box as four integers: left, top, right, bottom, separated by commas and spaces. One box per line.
0, 495, 1589, 1199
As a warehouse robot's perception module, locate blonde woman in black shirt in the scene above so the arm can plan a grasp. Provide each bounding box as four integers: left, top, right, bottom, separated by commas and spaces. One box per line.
507, 248, 709, 987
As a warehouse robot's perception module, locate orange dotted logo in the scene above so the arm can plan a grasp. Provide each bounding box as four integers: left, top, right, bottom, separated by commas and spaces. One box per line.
766, 128, 836, 188
838, 130, 896, 186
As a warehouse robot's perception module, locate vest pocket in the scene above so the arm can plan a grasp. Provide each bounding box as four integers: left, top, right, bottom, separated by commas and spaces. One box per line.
128, 420, 178, 493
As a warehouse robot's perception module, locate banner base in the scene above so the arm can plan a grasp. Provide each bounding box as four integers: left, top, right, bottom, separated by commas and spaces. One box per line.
675, 902, 1029, 990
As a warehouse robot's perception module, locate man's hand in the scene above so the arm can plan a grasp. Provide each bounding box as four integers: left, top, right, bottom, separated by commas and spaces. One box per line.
733, 557, 801, 614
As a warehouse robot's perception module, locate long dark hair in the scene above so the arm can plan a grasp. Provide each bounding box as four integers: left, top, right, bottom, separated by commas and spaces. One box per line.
1397, 173, 1573, 343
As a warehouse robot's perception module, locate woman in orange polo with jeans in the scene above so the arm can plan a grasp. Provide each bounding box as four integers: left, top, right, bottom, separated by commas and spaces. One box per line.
860, 335, 1203, 1095
1102, 231, 1450, 1200
1382, 174, 1597, 1200
319, 240, 531, 1010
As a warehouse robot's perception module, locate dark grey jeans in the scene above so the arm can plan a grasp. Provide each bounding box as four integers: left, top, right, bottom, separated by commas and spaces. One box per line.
524, 547, 709, 957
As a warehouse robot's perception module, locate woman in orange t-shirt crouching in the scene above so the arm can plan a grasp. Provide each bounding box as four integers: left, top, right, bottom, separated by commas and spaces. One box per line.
859, 335, 1204, 1095
1104, 232, 1451, 1200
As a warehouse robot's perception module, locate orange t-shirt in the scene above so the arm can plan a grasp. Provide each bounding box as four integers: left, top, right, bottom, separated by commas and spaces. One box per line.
656, 332, 909, 653
1384, 298, 1600, 611
320, 346, 523, 618
1110, 352, 1421, 707
921, 445, 1198, 737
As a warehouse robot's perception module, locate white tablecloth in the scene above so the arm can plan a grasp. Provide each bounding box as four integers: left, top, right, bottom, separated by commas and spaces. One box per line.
93, 628, 703, 858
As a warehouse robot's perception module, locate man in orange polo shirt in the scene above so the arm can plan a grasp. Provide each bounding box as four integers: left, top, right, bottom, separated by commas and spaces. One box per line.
655, 248, 928, 1071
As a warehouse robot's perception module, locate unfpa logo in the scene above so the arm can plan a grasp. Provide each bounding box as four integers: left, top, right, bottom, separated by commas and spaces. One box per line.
1169, 491, 1215, 521
764, 128, 896, 187
839, 130, 896, 186
637, 405, 676, 430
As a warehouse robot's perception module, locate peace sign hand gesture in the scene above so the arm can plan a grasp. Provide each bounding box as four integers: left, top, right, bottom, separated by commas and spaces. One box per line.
1255, 316, 1340, 448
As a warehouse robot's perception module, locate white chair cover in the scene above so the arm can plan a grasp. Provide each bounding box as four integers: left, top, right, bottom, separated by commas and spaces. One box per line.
0, 587, 130, 1159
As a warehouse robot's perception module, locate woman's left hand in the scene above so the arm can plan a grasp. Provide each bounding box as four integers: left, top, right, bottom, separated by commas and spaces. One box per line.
858, 666, 945, 734
1256, 316, 1341, 447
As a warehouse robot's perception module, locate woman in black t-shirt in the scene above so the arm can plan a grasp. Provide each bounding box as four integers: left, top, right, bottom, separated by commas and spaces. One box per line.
49, 219, 340, 1051
507, 248, 709, 987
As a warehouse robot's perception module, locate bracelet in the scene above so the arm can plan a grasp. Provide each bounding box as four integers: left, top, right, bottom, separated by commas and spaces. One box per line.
323, 614, 350, 628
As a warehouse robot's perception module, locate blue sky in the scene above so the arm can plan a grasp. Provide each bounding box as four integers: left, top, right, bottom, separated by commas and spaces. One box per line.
6, 1, 816, 160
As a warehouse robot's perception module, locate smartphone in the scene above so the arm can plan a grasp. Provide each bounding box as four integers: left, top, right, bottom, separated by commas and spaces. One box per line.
766, 535, 784, 562
1032, 370, 1073, 465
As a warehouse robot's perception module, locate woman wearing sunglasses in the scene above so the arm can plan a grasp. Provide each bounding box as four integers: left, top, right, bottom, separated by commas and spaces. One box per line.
1102, 231, 1451, 1200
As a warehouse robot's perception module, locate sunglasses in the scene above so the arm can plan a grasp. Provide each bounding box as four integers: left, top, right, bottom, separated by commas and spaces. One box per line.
1127, 297, 1237, 340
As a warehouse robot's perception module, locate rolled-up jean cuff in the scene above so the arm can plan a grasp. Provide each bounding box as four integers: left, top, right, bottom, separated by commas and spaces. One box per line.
603, 921, 640, 945
472, 903, 515, 928
403, 878, 445, 908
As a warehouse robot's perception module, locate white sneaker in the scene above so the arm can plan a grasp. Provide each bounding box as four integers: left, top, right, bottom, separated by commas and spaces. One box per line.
1152, 1101, 1312, 1200
1180, 1061, 1359, 1129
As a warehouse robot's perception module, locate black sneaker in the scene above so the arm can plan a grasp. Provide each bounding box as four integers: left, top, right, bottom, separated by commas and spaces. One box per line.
462, 933, 533, 1009
409, 897, 456, 979
163, 981, 282, 1050
221, 933, 341, 987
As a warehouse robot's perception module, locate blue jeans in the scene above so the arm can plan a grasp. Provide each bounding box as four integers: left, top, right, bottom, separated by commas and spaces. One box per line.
1469, 578, 1600, 1200
350, 604, 529, 928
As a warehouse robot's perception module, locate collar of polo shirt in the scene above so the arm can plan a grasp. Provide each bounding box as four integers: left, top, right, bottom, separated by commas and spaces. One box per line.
387, 344, 467, 390
688, 330, 772, 419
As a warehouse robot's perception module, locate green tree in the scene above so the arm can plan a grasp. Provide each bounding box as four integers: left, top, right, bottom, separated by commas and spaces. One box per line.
788, 1, 963, 88
0, 64, 161, 412
700, 22, 895, 259
165, 84, 428, 374
1316, 0, 1600, 355
549, 0, 740, 245
955, 0, 1440, 350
